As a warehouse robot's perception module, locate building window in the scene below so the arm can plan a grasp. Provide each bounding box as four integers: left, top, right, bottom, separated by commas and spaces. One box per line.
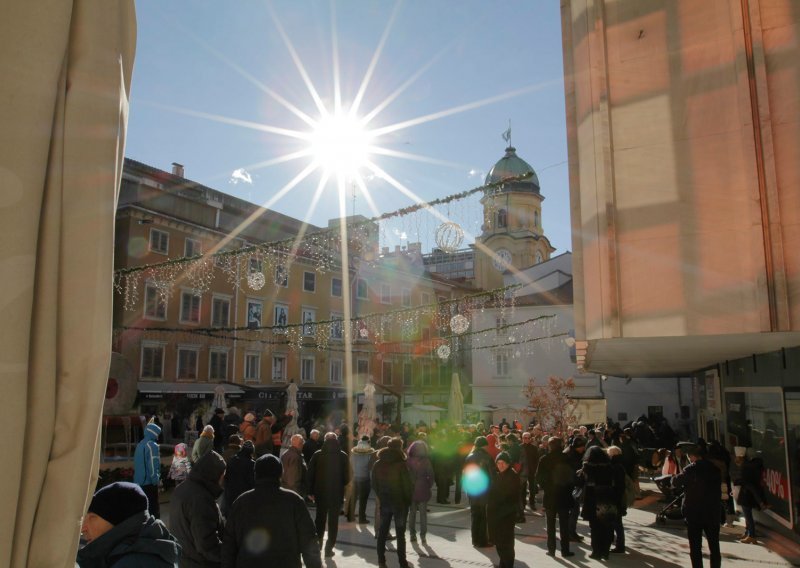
356, 278, 369, 300
497, 208, 508, 228
535, 250, 544, 264
381, 284, 391, 304
244, 352, 261, 382
273, 303, 288, 332
439, 364, 449, 386
331, 277, 342, 297
330, 313, 343, 340
403, 362, 413, 386
382, 361, 393, 386
303, 271, 316, 293
180, 291, 201, 324
141, 342, 164, 379
402, 288, 411, 307
272, 354, 287, 382
275, 264, 288, 287
177, 347, 199, 380
356, 359, 369, 386
144, 283, 167, 320
184, 238, 202, 258
246, 300, 263, 329
422, 361, 432, 386
209, 349, 228, 380
149, 228, 169, 255
330, 359, 342, 384
534, 210, 540, 228
421, 292, 431, 305
494, 349, 510, 377
301, 357, 315, 383
302, 308, 315, 336
495, 316, 507, 335
211, 296, 230, 327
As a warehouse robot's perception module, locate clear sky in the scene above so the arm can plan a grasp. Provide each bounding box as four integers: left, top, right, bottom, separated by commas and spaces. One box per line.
127, 1, 571, 255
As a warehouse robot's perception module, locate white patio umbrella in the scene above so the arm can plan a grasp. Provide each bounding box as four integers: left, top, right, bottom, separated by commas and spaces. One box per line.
448, 372, 465, 424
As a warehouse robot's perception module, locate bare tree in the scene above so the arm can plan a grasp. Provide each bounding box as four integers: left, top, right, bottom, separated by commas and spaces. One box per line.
523, 376, 578, 437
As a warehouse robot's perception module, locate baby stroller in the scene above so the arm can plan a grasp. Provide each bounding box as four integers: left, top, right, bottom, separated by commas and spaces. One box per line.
654, 474, 678, 500
655, 488, 685, 524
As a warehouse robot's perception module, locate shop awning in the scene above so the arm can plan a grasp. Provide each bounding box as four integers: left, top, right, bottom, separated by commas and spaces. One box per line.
137, 381, 245, 396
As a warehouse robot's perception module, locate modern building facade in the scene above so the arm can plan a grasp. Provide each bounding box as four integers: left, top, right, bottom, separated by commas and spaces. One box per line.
562, 0, 800, 534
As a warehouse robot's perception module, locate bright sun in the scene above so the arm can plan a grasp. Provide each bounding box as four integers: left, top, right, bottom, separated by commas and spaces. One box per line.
309, 111, 374, 176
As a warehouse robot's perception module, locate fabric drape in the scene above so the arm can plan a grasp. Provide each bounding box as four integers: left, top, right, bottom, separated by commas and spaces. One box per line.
0, 1, 136, 566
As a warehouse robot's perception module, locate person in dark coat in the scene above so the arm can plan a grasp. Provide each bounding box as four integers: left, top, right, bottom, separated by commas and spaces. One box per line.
607, 445, 629, 553
521, 431, 540, 511
536, 437, 575, 558
209, 408, 226, 453
169, 451, 226, 568
223, 441, 255, 515
563, 436, 587, 541
78, 482, 180, 567
303, 429, 323, 464
463, 436, 495, 548
307, 432, 351, 558
406, 439, 434, 543
488, 452, 521, 568
733, 447, 768, 544
579, 446, 619, 559
222, 454, 321, 568
221, 435, 242, 465
673, 444, 722, 568
372, 437, 413, 568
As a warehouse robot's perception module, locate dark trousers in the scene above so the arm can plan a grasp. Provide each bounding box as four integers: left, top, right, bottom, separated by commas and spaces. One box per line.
469, 498, 489, 546
352, 479, 371, 521
687, 519, 721, 568
742, 506, 756, 537
141, 484, 160, 518
521, 476, 537, 509
315, 502, 340, 551
493, 519, 516, 568
545, 506, 571, 554
612, 515, 625, 549
378, 504, 408, 564
589, 518, 614, 557
569, 500, 580, 534
454, 465, 463, 504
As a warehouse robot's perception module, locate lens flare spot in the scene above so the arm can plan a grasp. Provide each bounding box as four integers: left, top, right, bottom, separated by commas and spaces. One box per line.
244, 528, 270, 555
462, 463, 489, 497
127, 236, 148, 258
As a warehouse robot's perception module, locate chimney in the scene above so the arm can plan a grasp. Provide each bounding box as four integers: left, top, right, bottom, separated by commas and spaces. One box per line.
171, 162, 184, 178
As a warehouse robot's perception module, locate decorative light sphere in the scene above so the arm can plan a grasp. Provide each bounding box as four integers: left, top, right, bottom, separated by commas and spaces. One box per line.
359, 327, 369, 338
564, 337, 576, 348
247, 272, 265, 290
450, 314, 470, 335
437, 344, 451, 360
435, 221, 464, 253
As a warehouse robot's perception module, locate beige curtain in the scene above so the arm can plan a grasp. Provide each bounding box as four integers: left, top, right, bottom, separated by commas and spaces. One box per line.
0, 2, 136, 566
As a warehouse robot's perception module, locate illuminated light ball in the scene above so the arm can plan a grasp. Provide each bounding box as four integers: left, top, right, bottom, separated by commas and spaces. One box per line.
564, 337, 576, 347
515, 350, 521, 358
508, 336, 516, 343
462, 464, 489, 497
360, 327, 369, 338
127, 236, 148, 259
435, 221, 464, 253
437, 344, 451, 360
244, 528, 270, 554
248, 272, 265, 291
450, 314, 469, 335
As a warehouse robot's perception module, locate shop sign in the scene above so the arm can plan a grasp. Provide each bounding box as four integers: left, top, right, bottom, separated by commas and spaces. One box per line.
763, 468, 790, 501
143, 393, 163, 399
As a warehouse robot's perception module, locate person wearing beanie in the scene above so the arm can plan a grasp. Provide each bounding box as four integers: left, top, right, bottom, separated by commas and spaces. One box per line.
307, 432, 351, 558
134, 419, 162, 518
223, 454, 321, 568
372, 437, 413, 568
168, 443, 191, 485
169, 451, 226, 567
192, 424, 215, 464
223, 440, 256, 515
348, 435, 376, 524
488, 452, 520, 568
77, 482, 180, 567
463, 436, 495, 549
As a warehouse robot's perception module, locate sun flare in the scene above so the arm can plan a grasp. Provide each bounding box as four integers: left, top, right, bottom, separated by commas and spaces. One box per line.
309, 111, 374, 176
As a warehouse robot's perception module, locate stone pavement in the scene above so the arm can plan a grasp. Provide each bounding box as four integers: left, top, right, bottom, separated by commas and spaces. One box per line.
160, 481, 800, 567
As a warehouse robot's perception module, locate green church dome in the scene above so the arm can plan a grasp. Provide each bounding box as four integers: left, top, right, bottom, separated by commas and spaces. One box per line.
484, 146, 540, 193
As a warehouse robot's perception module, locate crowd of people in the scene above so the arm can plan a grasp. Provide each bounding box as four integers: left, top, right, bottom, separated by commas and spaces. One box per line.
77, 411, 771, 568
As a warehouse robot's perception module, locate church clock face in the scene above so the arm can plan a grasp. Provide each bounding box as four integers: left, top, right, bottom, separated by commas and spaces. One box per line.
492, 248, 512, 271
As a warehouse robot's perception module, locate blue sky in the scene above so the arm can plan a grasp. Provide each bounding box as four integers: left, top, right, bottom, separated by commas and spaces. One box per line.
128, 1, 570, 254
